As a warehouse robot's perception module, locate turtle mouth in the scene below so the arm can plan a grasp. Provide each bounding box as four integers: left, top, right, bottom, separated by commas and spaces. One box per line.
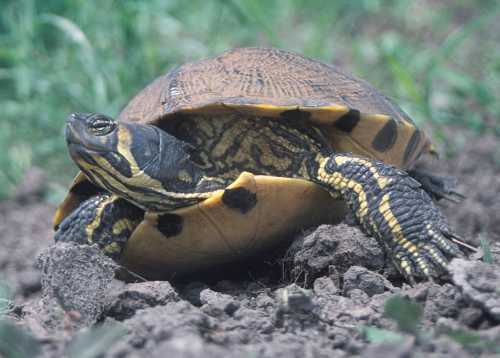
65, 114, 87, 146
65, 122, 82, 145
67, 142, 106, 157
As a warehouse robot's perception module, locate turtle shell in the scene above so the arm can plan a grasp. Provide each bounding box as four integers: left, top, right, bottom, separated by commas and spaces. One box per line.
119, 47, 433, 168
54, 47, 435, 278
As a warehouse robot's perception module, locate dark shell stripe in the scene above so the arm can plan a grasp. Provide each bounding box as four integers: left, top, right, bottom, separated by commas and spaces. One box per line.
371, 118, 398, 152
333, 109, 361, 133
403, 130, 422, 166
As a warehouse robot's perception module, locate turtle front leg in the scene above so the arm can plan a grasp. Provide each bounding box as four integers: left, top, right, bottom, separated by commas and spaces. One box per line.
55, 194, 144, 260
314, 154, 463, 282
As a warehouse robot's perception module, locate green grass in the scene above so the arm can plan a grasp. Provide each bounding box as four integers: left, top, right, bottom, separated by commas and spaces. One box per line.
1, 0, 499, 199
363, 295, 500, 354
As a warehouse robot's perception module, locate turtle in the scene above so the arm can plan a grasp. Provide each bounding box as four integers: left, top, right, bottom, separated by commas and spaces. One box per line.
53, 47, 465, 282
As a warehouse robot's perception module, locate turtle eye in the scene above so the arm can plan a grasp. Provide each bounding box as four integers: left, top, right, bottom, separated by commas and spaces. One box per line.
89, 116, 116, 136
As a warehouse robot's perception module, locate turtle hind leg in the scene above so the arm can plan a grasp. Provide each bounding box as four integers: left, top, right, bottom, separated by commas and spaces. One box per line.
408, 169, 465, 203
55, 194, 144, 260
313, 153, 463, 282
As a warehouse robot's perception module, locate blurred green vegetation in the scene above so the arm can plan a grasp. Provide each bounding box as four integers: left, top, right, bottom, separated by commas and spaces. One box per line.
1, 0, 499, 200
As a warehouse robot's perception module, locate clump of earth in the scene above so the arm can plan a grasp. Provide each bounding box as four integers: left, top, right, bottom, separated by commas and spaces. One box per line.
1, 131, 500, 357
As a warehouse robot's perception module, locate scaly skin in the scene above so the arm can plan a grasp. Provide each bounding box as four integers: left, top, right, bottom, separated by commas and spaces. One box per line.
317, 154, 462, 282
55, 194, 143, 259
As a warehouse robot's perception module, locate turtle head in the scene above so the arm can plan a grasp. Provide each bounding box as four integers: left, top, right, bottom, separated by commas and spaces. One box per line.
65, 113, 162, 179
65, 113, 217, 211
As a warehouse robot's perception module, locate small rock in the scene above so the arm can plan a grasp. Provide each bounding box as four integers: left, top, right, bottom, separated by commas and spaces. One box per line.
343, 266, 387, 297
287, 224, 390, 284
458, 307, 484, 327
349, 306, 374, 320
346, 288, 370, 302
151, 334, 228, 358
233, 307, 274, 335
255, 292, 274, 310
241, 335, 338, 358
422, 336, 470, 357
449, 258, 500, 321
199, 288, 240, 317
37, 243, 117, 327
362, 337, 414, 358
479, 324, 500, 346
124, 301, 213, 345
433, 317, 490, 355
317, 292, 378, 326
313, 276, 340, 297
490, 242, 500, 266
413, 283, 465, 322
328, 326, 351, 348
108, 281, 180, 320
435, 317, 466, 333
277, 284, 314, 313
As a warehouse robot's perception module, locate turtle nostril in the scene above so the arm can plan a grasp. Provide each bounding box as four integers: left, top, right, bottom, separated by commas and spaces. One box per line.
67, 113, 79, 124
65, 114, 82, 143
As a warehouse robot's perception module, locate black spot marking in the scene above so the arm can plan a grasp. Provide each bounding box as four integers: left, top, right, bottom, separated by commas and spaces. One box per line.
403, 130, 421, 165
157, 213, 183, 238
70, 179, 102, 197
334, 109, 360, 133
280, 109, 311, 121
372, 118, 398, 152
222, 187, 257, 214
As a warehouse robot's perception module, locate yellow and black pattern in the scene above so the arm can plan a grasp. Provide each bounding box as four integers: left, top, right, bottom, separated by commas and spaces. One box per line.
317, 154, 461, 280
161, 113, 329, 182
55, 194, 144, 259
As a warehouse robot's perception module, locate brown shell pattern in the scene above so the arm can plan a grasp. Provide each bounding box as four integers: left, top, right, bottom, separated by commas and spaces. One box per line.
119, 47, 414, 125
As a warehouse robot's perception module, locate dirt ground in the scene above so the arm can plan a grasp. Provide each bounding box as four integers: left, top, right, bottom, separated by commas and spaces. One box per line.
1, 130, 500, 357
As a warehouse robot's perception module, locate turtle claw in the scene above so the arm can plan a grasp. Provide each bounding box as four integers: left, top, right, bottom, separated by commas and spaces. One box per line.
379, 202, 465, 281
395, 254, 417, 285
394, 251, 445, 284
394, 253, 439, 285
446, 232, 478, 254
392, 224, 465, 283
